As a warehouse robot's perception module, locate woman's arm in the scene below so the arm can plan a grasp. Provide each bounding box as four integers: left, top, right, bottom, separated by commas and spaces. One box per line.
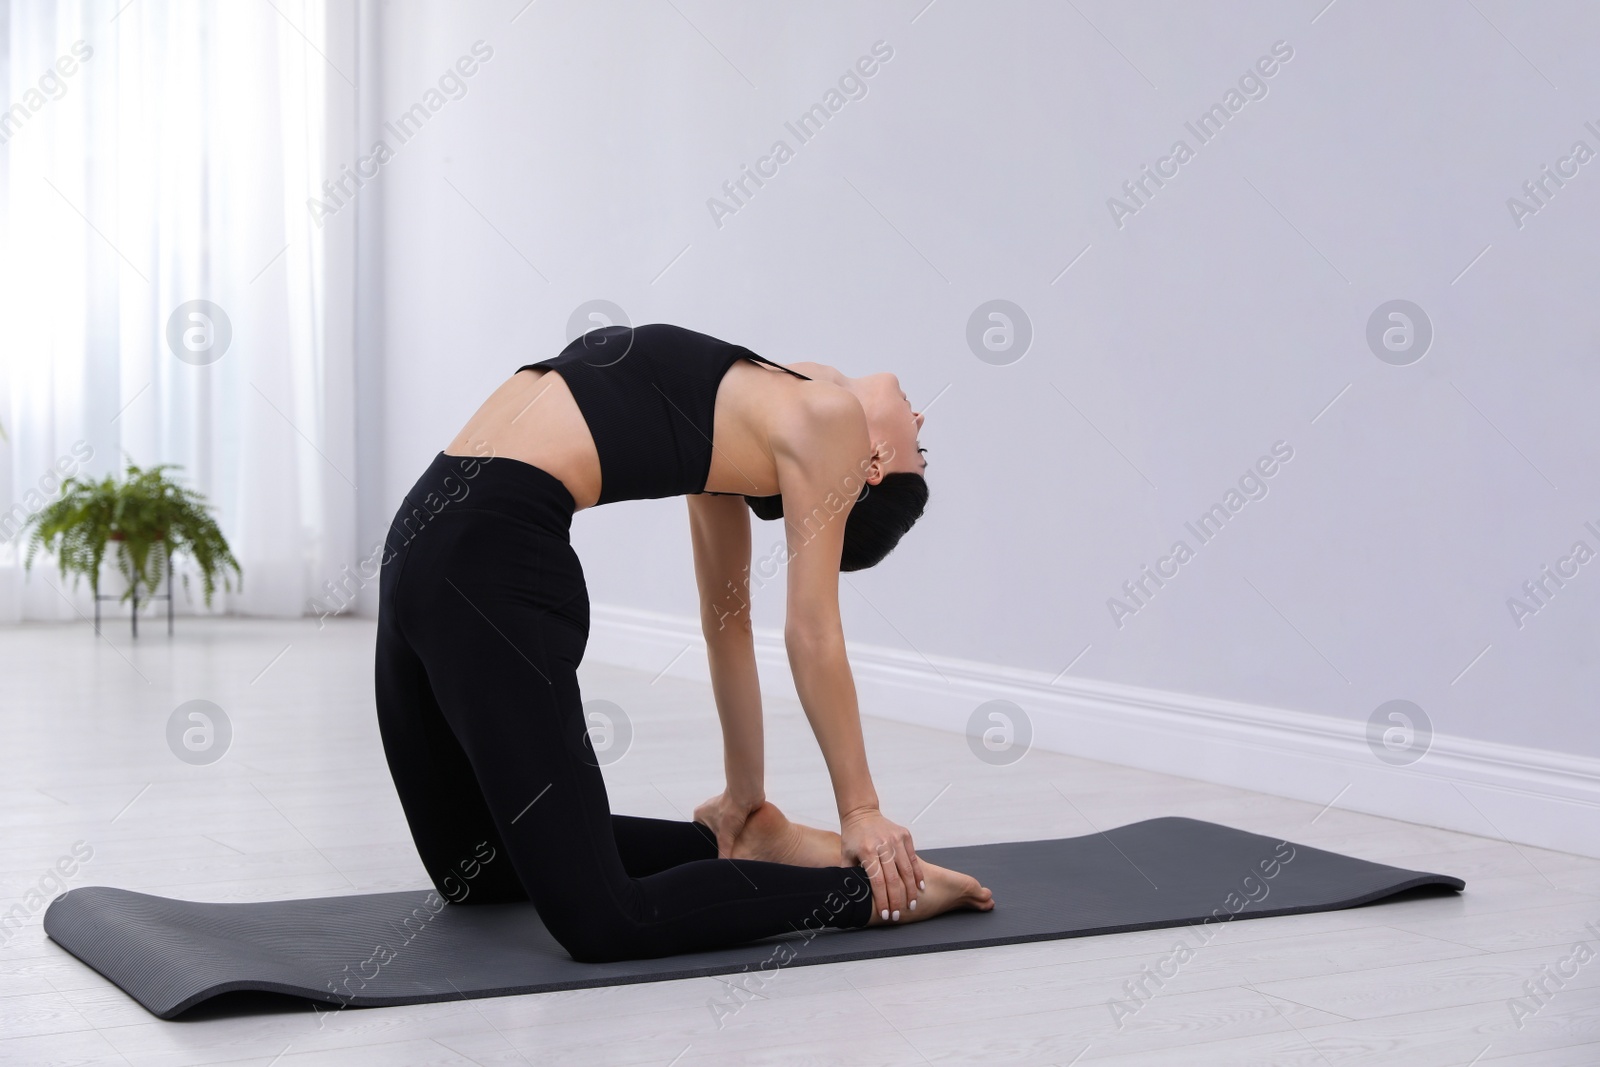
774, 391, 924, 919
686, 492, 766, 854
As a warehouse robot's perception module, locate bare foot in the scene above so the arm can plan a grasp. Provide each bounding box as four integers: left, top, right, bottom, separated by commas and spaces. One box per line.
868, 860, 993, 925
729, 802, 995, 923
727, 801, 836, 866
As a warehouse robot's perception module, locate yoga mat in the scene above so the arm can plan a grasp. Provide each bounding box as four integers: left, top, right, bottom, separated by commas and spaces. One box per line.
44, 816, 1463, 1019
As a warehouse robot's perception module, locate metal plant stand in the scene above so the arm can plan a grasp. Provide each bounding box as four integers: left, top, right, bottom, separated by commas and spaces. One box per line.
94, 546, 174, 638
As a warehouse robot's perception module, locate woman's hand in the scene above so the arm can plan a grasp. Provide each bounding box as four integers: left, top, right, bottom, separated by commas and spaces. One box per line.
694, 791, 763, 859
840, 807, 925, 922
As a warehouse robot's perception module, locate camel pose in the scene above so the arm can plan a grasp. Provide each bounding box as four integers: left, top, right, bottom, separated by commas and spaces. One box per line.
375, 323, 990, 963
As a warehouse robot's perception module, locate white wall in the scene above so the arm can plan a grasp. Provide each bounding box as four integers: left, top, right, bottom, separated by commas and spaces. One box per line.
368, 1, 1600, 810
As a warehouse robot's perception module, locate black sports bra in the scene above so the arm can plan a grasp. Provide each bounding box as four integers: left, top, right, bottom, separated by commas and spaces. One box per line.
517, 323, 810, 506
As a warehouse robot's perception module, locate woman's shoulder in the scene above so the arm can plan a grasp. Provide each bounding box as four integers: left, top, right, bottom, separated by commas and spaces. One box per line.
766, 377, 864, 457
783, 360, 848, 385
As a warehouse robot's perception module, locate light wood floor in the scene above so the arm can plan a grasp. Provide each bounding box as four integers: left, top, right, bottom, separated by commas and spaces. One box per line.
1, 616, 1596, 1066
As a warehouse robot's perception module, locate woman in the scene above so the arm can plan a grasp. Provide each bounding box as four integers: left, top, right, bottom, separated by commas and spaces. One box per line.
375, 322, 991, 964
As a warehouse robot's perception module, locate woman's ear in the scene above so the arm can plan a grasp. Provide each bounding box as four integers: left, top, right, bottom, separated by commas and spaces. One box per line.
864, 445, 888, 485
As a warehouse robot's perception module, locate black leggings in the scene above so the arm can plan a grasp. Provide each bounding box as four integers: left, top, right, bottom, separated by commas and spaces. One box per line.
374, 451, 873, 963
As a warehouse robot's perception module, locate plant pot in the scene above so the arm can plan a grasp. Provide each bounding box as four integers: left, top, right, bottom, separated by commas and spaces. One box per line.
98, 539, 168, 603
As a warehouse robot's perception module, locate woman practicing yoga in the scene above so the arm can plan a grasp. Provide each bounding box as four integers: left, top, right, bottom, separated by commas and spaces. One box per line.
375, 322, 992, 963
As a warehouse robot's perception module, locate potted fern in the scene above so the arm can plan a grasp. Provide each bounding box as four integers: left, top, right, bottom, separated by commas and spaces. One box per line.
24, 460, 241, 636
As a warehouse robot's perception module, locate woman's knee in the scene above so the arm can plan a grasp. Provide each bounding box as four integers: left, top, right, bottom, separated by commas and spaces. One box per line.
538, 890, 654, 963
544, 910, 647, 964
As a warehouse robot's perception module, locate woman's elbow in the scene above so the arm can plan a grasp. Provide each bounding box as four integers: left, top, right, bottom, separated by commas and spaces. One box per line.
702, 602, 754, 641
783, 619, 844, 657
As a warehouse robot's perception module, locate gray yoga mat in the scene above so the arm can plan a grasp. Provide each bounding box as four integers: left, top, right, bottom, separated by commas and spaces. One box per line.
44, 816, 1463, 1019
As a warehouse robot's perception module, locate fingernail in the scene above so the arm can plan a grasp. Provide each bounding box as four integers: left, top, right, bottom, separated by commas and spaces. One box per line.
880, 909, 889, 921
909, 899, 917, 911
891, 910, 900, 922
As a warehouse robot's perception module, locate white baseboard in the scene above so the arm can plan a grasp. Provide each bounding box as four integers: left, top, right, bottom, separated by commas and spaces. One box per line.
589, 603, 1600, 860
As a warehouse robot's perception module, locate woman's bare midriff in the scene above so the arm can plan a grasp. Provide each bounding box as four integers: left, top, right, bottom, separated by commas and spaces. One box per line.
442, 361, 801, 511
443, 368, 605, 510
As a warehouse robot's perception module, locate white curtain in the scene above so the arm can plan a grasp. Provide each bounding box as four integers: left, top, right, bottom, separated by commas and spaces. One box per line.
0, 0, 358, 621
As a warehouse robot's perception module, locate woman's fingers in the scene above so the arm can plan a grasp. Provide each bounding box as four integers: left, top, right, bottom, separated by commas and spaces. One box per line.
878, 841, 907, 921
865, 845, 891, 921
692, 792, 754, 858
899, 830, 924, 907
691, 795, 727, 856
839, 811, 923, 920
